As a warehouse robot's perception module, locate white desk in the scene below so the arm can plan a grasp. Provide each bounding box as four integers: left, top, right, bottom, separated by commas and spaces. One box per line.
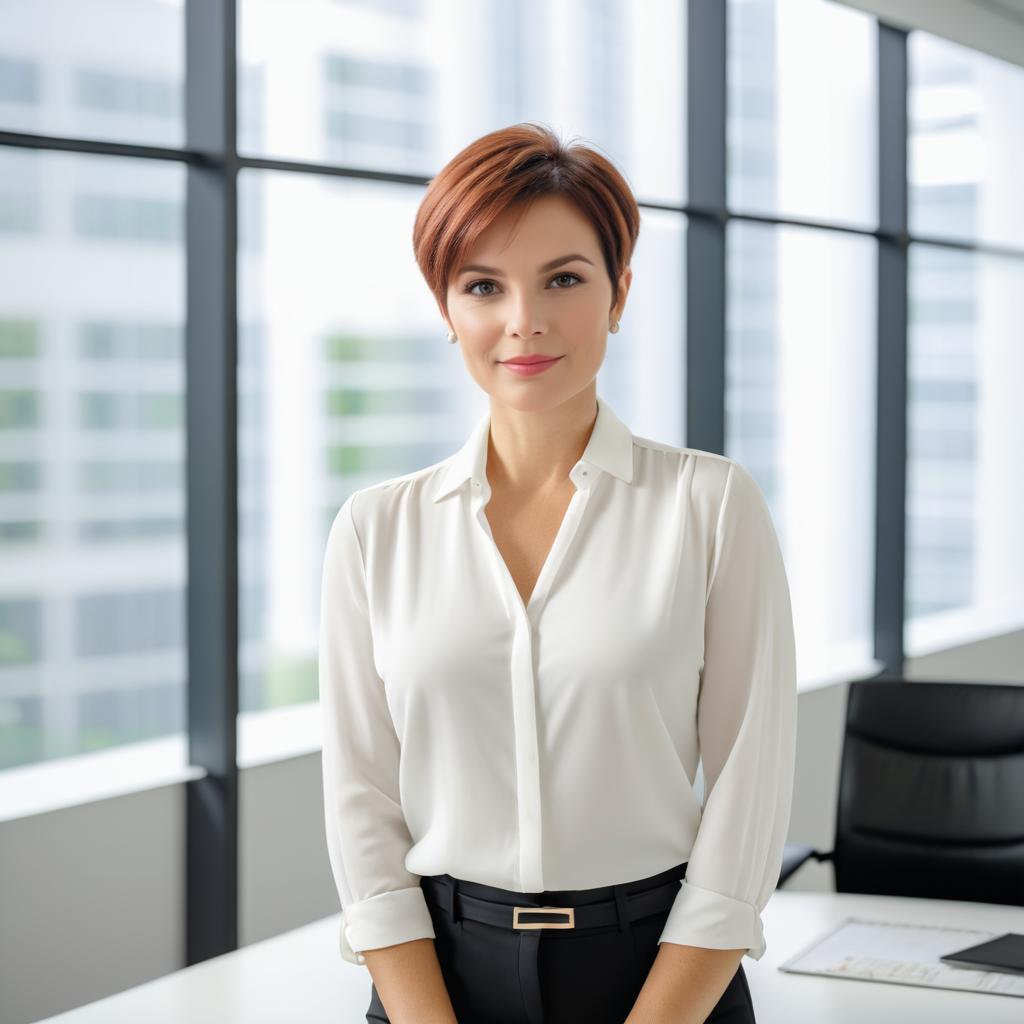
749, 890, 1022, 1022
35, 891, 1023, 1023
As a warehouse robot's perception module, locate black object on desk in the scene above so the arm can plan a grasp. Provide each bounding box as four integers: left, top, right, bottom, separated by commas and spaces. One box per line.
940, 933, 1024, 974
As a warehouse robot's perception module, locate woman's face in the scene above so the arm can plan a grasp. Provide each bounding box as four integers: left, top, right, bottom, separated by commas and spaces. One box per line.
442, 194, 631, 413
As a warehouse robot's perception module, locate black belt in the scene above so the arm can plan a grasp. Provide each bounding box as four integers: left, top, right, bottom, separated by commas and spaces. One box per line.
421, 874, 682, 932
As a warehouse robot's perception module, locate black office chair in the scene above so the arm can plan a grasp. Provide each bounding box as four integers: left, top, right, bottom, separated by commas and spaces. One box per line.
778, 677, 1024, 907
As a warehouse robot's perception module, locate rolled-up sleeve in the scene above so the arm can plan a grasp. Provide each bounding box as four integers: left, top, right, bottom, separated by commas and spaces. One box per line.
318, 491, 436, 966
659, 460, 798, 961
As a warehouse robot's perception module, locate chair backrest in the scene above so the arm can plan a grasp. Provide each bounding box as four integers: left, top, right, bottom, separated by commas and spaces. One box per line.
833, 678, 1024, 907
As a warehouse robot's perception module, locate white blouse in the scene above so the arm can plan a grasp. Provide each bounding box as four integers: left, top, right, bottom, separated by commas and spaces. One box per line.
318, 393, 797, 967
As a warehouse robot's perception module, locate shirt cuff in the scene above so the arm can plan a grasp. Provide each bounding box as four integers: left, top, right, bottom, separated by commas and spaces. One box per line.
338, 885, 437, 966
657, 879, 767, 961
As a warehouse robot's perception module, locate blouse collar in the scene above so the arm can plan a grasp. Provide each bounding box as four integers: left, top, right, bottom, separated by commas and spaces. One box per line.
430, 394, 635, 503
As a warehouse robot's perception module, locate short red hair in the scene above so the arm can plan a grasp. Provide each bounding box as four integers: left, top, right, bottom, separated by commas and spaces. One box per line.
413, 122, 641, 322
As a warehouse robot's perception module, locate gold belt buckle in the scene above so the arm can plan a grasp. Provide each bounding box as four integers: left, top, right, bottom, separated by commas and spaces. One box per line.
513, 906, 575, 929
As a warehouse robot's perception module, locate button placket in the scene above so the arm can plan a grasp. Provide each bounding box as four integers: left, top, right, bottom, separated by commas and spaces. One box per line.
469, 467, 596, 893
512, 613, 544, 890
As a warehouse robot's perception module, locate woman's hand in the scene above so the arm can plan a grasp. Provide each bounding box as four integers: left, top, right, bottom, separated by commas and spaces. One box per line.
624, 943, 746, 1024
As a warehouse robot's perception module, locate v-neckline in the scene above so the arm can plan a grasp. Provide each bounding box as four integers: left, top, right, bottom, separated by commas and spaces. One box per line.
477, 484, 585, 616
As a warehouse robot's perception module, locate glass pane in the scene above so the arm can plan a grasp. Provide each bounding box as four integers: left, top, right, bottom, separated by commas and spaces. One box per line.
599, 209, 685, 448
726, 220, 877, 684
237, 172, 448, 719
727, 0, 877, 229
906, 244, 1024, 650
238, 0, 686, 205
908, 31, 1024, 251
0, 0, 185, 148
0, 148, 186, 771
236, 170, 683, 715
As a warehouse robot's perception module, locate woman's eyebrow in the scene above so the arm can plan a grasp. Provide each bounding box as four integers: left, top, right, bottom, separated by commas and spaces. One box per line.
456, 253, 595, 277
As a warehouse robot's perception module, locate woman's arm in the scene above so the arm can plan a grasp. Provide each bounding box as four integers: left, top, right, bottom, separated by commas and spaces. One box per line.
625, 944, 745, 1024
363, 938, 459, 1024
319, 493, 438, 963
630, 459, 796, 1018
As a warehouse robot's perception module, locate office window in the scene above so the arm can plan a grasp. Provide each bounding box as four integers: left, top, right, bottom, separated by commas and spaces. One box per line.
0, 0, 184, 147
0, 151, 186, 770
238, 0, 686, 205
237, 172, 442, 714
599, 208, 686, 449
727, 0, 877, 229
726, 220, 877, 682
909, 31, 1024, 250
905, 245, 1024, 650
3, 0, 1020, 772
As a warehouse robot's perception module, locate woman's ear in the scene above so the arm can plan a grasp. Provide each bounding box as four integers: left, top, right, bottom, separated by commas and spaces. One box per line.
612, 266, 633, 321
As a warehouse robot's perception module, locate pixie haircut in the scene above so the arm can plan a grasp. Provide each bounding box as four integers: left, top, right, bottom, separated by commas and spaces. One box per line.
412, 122, 641, 323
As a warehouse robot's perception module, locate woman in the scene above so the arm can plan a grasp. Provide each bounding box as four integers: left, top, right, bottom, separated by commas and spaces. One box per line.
319, 122, 797, 1023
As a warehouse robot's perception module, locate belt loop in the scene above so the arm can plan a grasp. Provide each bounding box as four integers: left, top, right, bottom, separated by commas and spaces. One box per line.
613, 884, 630, 932
447, 877, 462, 924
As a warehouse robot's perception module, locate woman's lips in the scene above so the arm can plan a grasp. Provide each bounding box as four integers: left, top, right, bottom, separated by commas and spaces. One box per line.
499, 356, 564, 377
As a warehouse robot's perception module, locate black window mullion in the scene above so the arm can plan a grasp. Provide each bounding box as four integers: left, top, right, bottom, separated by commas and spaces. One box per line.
685, 0, 727, 455
184, 0, 240, 965
874, 21, 910, 677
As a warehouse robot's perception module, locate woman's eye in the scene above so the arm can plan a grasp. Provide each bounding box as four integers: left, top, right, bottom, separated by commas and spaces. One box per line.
465, 272, 582, 297
551, 273, 582, 288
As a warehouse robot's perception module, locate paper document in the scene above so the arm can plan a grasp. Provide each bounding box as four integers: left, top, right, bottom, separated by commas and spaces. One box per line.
778, 917, 1024, 998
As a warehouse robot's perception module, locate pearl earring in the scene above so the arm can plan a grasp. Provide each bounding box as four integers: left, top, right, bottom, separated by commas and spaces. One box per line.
447, 331, 457, 344
610, 321, 620, 334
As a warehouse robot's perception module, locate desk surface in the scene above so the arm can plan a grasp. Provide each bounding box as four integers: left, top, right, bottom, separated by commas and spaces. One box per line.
749, 890, 1021, 1022
36, 890, 1023, 1023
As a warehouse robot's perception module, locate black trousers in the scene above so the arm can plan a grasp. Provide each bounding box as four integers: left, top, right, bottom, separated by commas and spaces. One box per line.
366, 861, 756, 1024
